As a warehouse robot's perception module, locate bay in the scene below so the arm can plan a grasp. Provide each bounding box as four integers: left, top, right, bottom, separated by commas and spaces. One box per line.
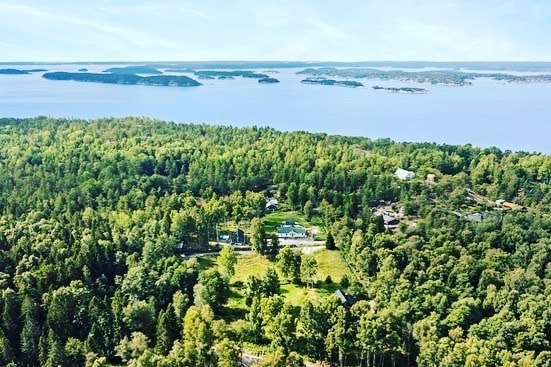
1, 63, 549, 154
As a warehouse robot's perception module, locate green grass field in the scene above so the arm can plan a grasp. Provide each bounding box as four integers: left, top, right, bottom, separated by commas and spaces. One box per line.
231, 253, 274, 283
312, 248, 348, 283
226, 248, 350, 308
263, 211, 308, 233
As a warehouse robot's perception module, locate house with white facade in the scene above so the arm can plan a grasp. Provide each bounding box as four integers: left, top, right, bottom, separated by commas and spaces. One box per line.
276, 219, 307, 239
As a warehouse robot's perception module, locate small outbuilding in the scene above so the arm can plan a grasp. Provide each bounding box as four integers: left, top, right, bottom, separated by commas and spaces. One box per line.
395, 168, 415, 180
231, 229, 245, 245
265, 198, 279, 212
334, 289, 355, 307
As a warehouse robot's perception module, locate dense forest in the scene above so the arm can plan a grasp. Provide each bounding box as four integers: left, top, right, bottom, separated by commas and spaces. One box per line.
0, 117, 549, 367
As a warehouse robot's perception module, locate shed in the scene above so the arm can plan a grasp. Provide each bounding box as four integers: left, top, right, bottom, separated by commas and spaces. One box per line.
334, 289, 355, 307
395, 168, 415, 180
231, 229, 245, 245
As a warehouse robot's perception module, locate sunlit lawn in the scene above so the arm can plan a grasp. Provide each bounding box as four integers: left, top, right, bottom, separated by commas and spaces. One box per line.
312, 248, 349, 283
263, 211, 308, 233
226, 249, 350, 309
231, 253, 274, 283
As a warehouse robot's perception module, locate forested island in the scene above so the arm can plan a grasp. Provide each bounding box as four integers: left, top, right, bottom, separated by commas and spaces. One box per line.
42, 72, 201, 87
301, 77, 363, 87
103, 66, 163, 75
194, 70, 270, 79
298, 67, 551, 85
258, 77, 280, 84
0, 68, 47, 74
0, 117, 549, 367
372, 85, 428, 94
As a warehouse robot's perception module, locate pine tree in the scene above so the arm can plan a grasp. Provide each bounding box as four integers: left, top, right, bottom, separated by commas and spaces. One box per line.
325, 231, 336, 250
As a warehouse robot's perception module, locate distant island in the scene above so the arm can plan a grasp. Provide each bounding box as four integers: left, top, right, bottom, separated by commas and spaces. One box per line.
194, 70, 269, 79
42, 72, 201, 87
301, 77, 363, 87
0, 68, 47, 74
298, 67, 551, 86
372, 85, 428, 93
258, 77, 280, 84
103, 65, 162, 75
164, 68, 195, 73
0, 68, 28, 74
78, 68, 88, 72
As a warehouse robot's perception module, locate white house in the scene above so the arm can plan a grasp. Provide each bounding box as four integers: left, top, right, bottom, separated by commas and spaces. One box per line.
277, 226, 307, 239
395, 168, 415, 180
277, 219, 307, 239
265, 198, 279, 212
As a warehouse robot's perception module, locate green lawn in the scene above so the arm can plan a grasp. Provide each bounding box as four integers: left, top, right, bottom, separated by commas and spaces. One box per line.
263, 211, 308, 233
230, 253, 274, 283
312, 248, 349, 283
280, 280, 342, 306
226, 249, 350, 308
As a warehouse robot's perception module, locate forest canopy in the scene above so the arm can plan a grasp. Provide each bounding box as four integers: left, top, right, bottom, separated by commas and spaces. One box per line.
0, 116, 549, 367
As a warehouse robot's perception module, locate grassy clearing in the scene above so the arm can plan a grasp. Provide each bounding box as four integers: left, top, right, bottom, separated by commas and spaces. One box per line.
199, 248, 350, 320
312, 249, 349, 283
280, 281, 341, 306
225, 249, 350, 308
280, 249, 349, 305
230, 253, 274, 284
263, 211, 308, 233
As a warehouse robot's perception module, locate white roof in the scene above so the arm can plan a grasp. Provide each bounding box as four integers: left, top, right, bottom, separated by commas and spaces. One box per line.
395, 168, 415, 180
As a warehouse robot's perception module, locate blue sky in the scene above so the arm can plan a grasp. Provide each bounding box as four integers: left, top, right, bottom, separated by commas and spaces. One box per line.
1, 0, 550, 62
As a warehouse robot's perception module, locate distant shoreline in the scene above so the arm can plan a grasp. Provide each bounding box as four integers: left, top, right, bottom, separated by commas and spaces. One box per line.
3, 60, 551, 72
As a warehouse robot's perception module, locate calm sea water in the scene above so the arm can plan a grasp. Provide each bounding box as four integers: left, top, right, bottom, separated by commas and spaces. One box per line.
1, 63, 550, 154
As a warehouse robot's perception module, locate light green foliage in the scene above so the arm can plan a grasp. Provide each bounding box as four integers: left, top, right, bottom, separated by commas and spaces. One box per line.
180, 305, 215, 367
298, 297, 340, 360
46, 280, 92, 343
260, 296, 298, 353
300, 254, 318, 287
115, 331, 149, 362
218, 246, 237, 278
216, 338, 241, 367
64, 337, 86, 366
276, 246, 301, 283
